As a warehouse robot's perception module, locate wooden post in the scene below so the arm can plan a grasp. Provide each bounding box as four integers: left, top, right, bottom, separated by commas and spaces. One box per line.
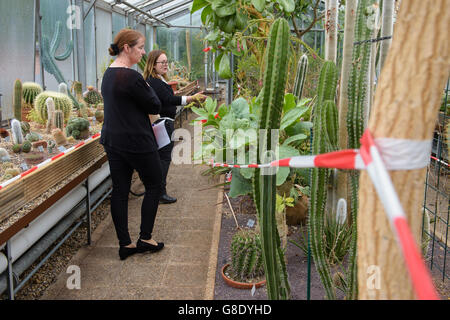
324, 0, 338, 63
357, 0, 449, 299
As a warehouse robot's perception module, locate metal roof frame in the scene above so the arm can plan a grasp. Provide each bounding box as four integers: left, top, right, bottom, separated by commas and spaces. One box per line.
105, 0, 195, 26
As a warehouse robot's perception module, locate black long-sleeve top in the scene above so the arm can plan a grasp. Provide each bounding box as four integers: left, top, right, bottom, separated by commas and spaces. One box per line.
100, 67, 161, 153
146, 76, 182, 119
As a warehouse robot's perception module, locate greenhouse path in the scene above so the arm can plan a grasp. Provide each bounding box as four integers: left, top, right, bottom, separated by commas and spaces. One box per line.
41, 112, 224, 300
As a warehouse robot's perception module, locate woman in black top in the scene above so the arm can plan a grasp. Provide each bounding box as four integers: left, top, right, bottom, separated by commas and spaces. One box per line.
143, 50, 206, 204
101, 29, 165, 260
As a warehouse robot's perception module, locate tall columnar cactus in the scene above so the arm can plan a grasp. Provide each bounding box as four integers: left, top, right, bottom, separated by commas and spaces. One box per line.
252, 18, 291, 300
293, 54, 308, 101
46, 97, 55, 133
13, 79, 22, 121
54, 110, 64, 130
22, 82, 43, 122
345, 0, 375, 300
229, 230, 265, 282
84, 86, 103, 105
73, 81, 89, 111
11, 119, 24, 145
34, 91, 73, 124
41, 20, 79, 109
309, 61, 339, 300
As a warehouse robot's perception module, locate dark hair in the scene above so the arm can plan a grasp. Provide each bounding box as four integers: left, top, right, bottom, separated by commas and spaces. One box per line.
108, 28, 144, 56
143, 50, 168, 81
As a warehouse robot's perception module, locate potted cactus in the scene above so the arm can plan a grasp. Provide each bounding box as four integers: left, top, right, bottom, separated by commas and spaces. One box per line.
221, 229, 266, 289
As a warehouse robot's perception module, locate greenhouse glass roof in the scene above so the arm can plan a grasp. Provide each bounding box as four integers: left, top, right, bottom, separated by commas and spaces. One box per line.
103, 0, 194, 25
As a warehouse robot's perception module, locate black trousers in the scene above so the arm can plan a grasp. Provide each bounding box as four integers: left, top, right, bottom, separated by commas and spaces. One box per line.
158, 119, 175, 195
104, 145, 162, 247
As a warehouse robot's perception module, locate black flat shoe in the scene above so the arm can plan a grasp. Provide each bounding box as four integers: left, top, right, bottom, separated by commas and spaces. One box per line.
119, 246, 138, 260
136, 239, 164, 253
159, 194, 177, 204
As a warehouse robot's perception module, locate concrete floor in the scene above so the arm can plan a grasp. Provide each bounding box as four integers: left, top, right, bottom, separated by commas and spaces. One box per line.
41, 113, 224, 300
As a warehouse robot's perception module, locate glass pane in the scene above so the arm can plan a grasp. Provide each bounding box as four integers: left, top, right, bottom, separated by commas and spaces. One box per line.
40, 0, 74, 91
84, 2, 96, 88
95, 8, 112, 89
0, 0, 35, 119
112, 11, 126, 40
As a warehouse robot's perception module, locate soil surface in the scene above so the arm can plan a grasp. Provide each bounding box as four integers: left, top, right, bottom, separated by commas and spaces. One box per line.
214, 190, 333, 300
213, 188, 450, 300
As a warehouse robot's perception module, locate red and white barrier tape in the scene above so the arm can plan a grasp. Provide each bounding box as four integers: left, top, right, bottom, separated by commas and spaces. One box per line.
0, 133, 101, 190
359, 130, 438, 300
210, 130, 439, 300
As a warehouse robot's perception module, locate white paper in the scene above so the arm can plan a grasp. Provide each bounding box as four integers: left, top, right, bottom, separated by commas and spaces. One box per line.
152, 119, 171, 150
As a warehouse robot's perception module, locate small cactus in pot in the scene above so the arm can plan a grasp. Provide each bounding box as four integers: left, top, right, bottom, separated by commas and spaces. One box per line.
228, 229, 265, 283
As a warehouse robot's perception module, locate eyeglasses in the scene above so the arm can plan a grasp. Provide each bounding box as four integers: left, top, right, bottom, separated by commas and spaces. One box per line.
155, 61, 169, 65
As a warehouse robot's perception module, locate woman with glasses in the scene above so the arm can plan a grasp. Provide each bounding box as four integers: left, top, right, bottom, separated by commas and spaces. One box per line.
101, 30, 165, 260
143, 50, 206, 204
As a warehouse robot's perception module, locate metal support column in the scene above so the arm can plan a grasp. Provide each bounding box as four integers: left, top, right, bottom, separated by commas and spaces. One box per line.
36, 0, 46, 90
6, 241, 15, 300
76, 0, 87, 89
85, 177, 92, 245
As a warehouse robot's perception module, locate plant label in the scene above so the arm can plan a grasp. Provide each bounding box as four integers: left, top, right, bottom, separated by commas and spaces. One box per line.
247, 219, 255, 228
38, 146, 45, 153
20, 162, 28, 171
58, 146, 67, 152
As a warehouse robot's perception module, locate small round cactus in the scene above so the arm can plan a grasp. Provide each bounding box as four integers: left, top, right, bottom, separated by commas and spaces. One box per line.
25, 132, 41, 142
66, 117, 90, 140
22, 141, 32, 153
12, 144, 22, 153
84, 86, 103, 105
95, 110, 104, 122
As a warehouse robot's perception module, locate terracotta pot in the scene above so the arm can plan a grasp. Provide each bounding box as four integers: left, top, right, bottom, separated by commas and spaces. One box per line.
167, 81, 178, 92
221, 264, 266, 290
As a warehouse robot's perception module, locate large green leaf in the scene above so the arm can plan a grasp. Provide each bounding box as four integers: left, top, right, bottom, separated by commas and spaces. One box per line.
280, 104, 310, 130
276, 144, 300, 185
283, 93, 296, 113
211, 0, 236, 17
277, 0, 295, 13
283, 133, 307, 146
214, 52, 223, 72
229, 168, 253, 197
219, 53, 232, 79
191, 106, 208, 118
204, 97, 217, 114
191, 0, 209, 13
205, 28, 220, 41
230, 97, 249, 117
201, 5, 213, 25
240, 167, 255, 179
251, 0, 265, 12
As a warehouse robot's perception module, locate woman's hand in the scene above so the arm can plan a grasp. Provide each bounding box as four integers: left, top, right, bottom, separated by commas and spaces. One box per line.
188, 92, 207, 103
